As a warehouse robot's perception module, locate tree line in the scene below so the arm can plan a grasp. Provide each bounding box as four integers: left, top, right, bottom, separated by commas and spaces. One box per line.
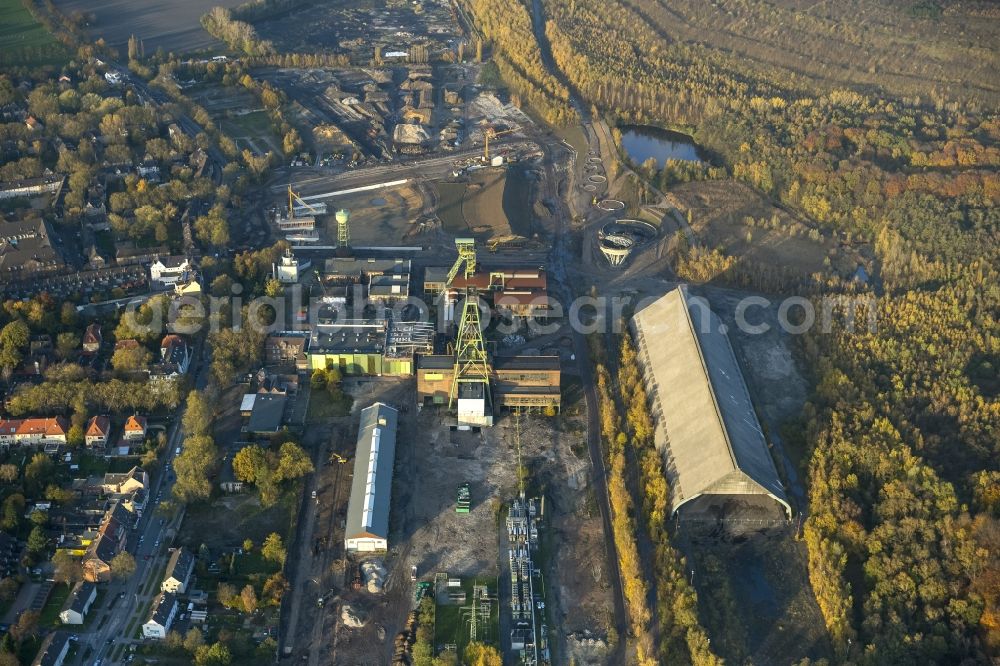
589, 331, 722, 665
460, 0, 577, 126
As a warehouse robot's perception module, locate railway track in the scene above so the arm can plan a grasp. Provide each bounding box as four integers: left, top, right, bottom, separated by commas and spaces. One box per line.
294, 421, 353, 666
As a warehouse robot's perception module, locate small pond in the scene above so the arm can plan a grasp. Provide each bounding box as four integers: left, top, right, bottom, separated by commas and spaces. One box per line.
619, 125, 704, 167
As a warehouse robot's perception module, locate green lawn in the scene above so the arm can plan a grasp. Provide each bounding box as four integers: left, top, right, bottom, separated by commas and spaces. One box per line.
0, 0, 66, 66
38, 582, 70, 627
233, 551, 280, 577
223, 111, 273, 136
306, 389, 352, 422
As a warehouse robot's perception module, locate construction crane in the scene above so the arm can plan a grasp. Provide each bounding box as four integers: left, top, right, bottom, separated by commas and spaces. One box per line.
444, 239, 493, 420
287, 185, 321, 218
483, 126, 514, 162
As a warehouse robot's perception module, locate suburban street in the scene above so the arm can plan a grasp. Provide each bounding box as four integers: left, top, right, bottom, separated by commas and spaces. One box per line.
69, 353, 209, 666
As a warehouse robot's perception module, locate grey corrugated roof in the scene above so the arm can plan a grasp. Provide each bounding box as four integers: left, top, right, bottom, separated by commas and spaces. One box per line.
344, 403, 398, 543
632, 286, 790, 516
247, 394, 286, 433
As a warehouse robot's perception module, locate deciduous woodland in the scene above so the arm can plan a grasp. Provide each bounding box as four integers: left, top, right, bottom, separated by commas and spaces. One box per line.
464, 0, 1000, 661
459, 0, 577, 126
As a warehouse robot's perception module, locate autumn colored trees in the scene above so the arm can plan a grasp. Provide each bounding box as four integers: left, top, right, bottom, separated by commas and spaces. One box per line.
460, 0, 577, 126
590, 332, 721, 665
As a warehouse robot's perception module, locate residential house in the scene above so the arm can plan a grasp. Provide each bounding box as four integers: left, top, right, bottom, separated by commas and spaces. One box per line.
174, 278, 201, 296
0, 176, 63, 201
29, 335, 52, 355
149, 256, 190, 285
114, 339, 141, 352
122, 415, 147, 441
115, 489, 147, 518
158, 334, 191, 375
246, 394, 287, 434
142, 592, 178, 639
14, 417, 69, 446
81, 323, 102, 353
30, 632, 69, 666
161, 547, 195, 594
0, 419, 23, 447
81, 509, 128, 582
58, 581, 97, 625
106, 501, 137, 531
0, 218, 65, 277
85, 416, 111, 447
81, 533, 117, 583
102, 466, 148, 495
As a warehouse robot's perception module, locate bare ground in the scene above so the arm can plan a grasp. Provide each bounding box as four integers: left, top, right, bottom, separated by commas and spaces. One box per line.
320, 183, 427, 246
309, 375, 613, 665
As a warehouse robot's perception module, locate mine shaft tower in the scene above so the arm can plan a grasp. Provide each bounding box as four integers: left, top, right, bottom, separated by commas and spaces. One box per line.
445, 238, 502, 426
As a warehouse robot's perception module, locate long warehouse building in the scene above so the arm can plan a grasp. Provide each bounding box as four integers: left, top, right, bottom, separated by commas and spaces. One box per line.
344, 402, 399, 552
631, 286, 791, 519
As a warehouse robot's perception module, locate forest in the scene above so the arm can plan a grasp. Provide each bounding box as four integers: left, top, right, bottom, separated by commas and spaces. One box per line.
458, 0, 1000, 661
458, 0, 576, 126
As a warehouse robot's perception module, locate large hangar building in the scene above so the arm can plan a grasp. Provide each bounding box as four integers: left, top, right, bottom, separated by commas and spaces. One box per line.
344, 402, 399, 552
631, 286, 792, 520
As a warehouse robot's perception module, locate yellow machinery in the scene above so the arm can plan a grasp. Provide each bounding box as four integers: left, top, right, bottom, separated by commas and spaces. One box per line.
483, 126, 514, 161
287, 185, 321, 218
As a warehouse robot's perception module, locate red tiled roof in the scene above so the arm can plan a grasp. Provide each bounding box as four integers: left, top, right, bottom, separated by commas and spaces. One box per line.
86, 415, 110, 437
0, 419, 24, 436
124, 415, 147, 432
160, 334, 184, 349
83, 323, 102, 344
16, 417, 69, 436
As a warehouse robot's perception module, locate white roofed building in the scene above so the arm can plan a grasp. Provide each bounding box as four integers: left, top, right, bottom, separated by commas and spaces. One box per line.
344, 403, 398, 552
631, 286, 791, 521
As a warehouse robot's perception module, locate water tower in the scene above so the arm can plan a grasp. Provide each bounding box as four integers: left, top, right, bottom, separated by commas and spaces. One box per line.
336, 209, 350, 249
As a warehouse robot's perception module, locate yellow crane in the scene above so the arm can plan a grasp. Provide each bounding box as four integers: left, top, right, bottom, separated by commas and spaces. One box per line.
483, 126, 514, 162
287, 185, 320, 219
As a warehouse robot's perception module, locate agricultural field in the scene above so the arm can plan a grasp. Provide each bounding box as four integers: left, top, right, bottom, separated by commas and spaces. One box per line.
0, 0, 66, 66
53, 0, 245, 53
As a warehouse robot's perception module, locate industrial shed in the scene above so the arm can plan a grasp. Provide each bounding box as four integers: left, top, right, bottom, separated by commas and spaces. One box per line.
344, 403, 398, 552
631, 286, 791, 519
